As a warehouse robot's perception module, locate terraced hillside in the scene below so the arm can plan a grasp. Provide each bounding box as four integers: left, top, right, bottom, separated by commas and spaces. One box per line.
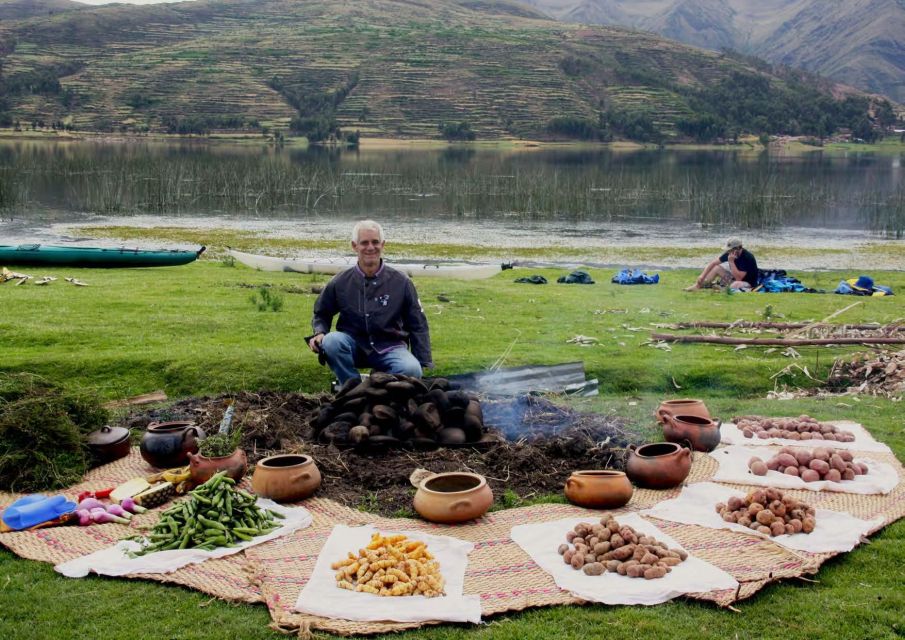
526, 0, 905, 104
0, 0, 885, 140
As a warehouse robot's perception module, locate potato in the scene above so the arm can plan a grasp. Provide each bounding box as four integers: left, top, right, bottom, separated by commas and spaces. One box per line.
582, 562, 605, 576
802, 517, 816, 534
605, 560, 621, 573
587, 536, 599, 548
750, 461, 768, 476
616, 561, 630, 575
766, 457, 781, 471
800, 469, 821, 483
829, 454, 846, 472
757, 525, 772, 535
856, 462, 869, 475
842, 468, 856, 481
594, 542, 611, 555
794, 450, 813, 466
660, 556, 682, 566
722, 511, 738, 523
742, 428, 753, 438
572, 537, 585, 547
737, 515, 752, 527
776, 453, 798, 468
809, 459, 830, 474
750, 490, 767, 505
785, 523, 796, 535
783, 466, 800, 477
610, 534, 625, 549
626, 563, 646, 578
727, 496, 743, 511
640, 552, 659, 565
748, 502, 765, 516
570, 553, 585, 569
769, 500, 786, 518
756, 509, 775, 525
770, 521, 786, 537
563, 550, 574, 564
838, 450, 854, 463
643, 566, 668, 580
812, 447, 832, 462
566, 531, 578, 542
825, 469, 842, 483
611, 545, 634, 561
558, 544, 569, 555
799, 432, 813, 440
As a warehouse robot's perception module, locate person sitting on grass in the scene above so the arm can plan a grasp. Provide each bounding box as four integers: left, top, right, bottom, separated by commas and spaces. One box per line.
684, 238, 758, 292
308, 219, 433, 385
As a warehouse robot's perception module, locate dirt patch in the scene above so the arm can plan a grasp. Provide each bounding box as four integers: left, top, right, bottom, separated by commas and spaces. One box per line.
119, 392, 641, 517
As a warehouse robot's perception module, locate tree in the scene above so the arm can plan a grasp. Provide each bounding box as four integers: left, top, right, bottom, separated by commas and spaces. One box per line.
438, 121, 475, 142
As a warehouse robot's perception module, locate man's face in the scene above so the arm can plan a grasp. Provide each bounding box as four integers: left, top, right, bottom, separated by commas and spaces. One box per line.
352, 228, 384, 268
730, 246, 742, 258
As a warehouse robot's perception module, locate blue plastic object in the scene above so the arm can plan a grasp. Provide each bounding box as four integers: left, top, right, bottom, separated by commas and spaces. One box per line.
1, 494, 76, 530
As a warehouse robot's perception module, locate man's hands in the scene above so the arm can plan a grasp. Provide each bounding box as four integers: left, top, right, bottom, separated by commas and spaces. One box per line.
308, 333, 325, 353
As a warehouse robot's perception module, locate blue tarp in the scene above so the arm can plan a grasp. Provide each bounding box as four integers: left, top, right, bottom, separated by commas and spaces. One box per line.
611, 268, 659, 285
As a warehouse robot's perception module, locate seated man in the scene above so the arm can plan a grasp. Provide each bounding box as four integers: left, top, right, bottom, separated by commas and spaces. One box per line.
684, 238, 758, 292
308, 220, 433, 384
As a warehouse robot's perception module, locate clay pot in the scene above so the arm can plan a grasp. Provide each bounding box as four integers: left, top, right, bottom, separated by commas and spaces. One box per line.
188, 448, 248, 485
662, 414, 722, 452
86, 425, 132, 464
140, 421, 205, 468
655, 399, 711, 424
625, 442, 692, 489
413, 472, 493, 523
251, 454, 322, 502
564, 470, 633, 509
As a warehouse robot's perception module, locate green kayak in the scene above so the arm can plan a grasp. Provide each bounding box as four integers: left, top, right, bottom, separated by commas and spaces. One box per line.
0, 244, 205, 268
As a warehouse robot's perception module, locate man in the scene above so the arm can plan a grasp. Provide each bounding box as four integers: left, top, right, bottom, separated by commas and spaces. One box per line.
684, 238, 758, 292
308, 220, 432, 384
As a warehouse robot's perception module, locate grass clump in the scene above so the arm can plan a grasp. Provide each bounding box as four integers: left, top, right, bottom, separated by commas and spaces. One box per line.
250, 286, 284, 312
0, 373, 108, 492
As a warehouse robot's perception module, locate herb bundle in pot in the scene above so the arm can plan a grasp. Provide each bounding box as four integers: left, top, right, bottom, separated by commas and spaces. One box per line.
198, 427, 243, 458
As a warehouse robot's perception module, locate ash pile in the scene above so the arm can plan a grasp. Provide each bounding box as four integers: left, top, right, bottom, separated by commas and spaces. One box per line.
315, 374, 490, 449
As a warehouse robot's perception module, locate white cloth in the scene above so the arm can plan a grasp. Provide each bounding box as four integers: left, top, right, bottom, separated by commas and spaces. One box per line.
642, 482, 883, 553
293, 525, 481, 624
709, 445, 900, 495
510, 513, 737, 605
55, 500, 311, 578
720, 420, 891, 453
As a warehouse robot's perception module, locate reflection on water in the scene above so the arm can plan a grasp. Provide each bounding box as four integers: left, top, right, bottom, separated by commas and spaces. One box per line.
0, 140, 903, 242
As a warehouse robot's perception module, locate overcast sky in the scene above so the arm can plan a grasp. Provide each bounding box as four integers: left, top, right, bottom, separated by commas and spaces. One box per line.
74, 0, 195, 5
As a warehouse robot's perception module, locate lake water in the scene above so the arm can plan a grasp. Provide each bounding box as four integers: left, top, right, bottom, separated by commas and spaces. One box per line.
1, 140, 903, 261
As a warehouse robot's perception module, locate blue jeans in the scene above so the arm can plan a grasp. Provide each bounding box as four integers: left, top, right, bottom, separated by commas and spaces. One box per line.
320, 331, 423, 384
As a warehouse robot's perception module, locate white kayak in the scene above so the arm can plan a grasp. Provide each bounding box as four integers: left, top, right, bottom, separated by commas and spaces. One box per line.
226, 248, 512, 280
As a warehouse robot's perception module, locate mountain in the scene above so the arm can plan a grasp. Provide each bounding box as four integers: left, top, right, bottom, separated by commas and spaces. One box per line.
524, 0, 905, 103
0, 0, 83, 20
0, 0, 891, 141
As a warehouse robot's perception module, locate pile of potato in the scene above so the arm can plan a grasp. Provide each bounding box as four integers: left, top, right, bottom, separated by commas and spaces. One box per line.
332, 532, 444, 597
316, 374, 486, 448
735, 414, 856, 443
557, 515, 687, 580
715, 488, 816, 536
748, 446, 868, 482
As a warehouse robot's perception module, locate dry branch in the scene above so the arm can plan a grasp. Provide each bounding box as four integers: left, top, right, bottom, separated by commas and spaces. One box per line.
666, 322, 904, 332
650, 333, 905, 347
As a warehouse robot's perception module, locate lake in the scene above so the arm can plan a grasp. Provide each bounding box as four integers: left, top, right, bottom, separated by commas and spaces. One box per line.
1, 139, 903, 256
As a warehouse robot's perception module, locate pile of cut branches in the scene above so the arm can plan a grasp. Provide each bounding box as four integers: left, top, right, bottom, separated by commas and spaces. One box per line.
826, 349, 905, 398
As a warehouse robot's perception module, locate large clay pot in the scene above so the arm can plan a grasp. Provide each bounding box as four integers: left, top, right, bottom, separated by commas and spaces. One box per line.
139, 421, 205, 468
625, 442, 692, 489
662, 414, 722, 452
251, 454, 322, 503
413, 472, 493, 524
188, 448, 247, 485
655, 398, 710, 424
564, 470, 633, 509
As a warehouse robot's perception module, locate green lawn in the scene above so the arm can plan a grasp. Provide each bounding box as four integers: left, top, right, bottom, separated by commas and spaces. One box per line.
1, 259, 904, 639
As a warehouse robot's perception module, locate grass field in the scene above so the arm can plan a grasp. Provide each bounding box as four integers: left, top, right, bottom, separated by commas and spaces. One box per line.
1, 257, 904, 639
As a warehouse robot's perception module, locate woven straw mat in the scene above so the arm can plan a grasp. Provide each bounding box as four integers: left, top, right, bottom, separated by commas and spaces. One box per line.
2, 445, 904, 636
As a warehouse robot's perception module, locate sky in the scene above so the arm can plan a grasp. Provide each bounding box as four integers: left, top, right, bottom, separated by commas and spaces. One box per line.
74, 0, 194, 5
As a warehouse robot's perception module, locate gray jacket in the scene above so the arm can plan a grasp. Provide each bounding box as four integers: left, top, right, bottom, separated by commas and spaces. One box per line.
311, 262, 433, 367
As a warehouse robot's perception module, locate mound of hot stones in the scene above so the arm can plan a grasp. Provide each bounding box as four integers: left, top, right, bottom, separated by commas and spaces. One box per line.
748, 446, 868, 482
315, 374, 487, 449
734, 414, 856, 442
716, 488, 816, 536
558, 515, 687, 579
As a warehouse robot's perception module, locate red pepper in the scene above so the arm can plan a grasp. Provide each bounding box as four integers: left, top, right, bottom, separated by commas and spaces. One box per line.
76, 488, 114, 502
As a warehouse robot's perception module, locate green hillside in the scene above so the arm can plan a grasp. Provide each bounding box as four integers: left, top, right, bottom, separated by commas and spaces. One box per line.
0, 0, 893, 142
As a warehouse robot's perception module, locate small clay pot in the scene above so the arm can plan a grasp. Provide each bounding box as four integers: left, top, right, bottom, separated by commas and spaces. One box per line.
625, 442, 692, 489
413, 472, 493, 523
188, 448, 247, 485
564, 470, 634, 509
655, 399, 711, 424
662, 414, 722, 452
86, 425, 132, 464
251, 454, 322, 502
140, 421, 205, 469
